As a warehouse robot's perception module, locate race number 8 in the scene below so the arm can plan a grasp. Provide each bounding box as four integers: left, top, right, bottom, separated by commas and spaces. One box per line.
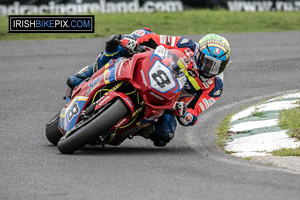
68, 102, 79, 122
151, 70, 171, 88
149, 61, 176, 93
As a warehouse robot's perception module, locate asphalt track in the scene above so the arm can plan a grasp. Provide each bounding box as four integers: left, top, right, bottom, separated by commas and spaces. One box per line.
1, 31, 300, 200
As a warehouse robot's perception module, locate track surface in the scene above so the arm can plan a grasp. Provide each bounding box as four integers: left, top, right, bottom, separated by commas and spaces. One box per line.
1, 31, 300, 200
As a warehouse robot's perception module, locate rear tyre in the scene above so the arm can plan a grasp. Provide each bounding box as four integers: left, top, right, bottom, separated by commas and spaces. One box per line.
57, 98, 128, 154
45, 112, 63, 146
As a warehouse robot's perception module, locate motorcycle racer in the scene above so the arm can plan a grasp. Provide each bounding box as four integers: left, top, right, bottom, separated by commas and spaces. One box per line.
67, 28, 231, 147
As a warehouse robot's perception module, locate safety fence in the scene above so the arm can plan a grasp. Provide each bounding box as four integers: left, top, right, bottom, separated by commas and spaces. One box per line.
1, 0, 299, 16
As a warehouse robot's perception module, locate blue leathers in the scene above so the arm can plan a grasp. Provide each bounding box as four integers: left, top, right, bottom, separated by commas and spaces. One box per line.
67, 45, 129, 89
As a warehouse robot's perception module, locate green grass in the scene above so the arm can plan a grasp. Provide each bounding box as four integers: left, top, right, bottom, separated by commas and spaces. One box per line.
272, 148, 300, 156
279, 104, 300, 140
1, 10, 300, 41
274, 101, 300, 156
217, 99, 300, 156
242, 157, 253, 161
251, 111, 266, 118
216, 113, 234, 148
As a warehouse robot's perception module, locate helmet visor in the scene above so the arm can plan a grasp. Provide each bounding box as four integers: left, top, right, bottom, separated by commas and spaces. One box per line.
195, 52, 227, 78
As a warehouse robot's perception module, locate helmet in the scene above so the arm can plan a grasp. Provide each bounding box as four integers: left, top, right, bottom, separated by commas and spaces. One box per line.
194, 34, 231, 81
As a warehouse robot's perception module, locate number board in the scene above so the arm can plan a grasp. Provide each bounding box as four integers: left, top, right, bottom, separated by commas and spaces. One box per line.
149, 61, 176, 93
59, 96, 88, 132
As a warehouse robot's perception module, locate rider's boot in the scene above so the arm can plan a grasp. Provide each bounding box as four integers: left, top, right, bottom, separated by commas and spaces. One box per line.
66, 65, 94, 89
139, 125, 165, 147
66, 50, 109, 90
140, 113, 176, 147
66, 35, 124, 90
139, 125, 155, 139
148, 130, 174, 147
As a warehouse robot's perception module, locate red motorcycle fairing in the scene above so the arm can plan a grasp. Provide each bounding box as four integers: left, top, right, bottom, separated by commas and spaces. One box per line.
119, 50, 183, 109
59, 47, 187, 141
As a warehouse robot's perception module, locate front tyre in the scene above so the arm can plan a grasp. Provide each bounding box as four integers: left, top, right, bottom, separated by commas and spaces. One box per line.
45, 112, 63, 145
57, 98, 128, 154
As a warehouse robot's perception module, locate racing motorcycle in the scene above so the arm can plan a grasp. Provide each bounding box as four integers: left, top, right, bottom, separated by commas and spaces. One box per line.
45, 45, 188, 154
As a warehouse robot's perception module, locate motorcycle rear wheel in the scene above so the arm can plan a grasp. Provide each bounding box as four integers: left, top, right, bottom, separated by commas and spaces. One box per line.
57, 98, 128, 154
45, 112, 63, 146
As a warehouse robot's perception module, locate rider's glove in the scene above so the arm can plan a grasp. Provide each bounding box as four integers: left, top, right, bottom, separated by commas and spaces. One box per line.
121, 34, 138, 52
175, 102, 198, 126
105, 34, 121, 52
175, 102, 187, 117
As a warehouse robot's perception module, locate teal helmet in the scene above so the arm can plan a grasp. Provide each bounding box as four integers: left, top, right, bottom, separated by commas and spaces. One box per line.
194, 34, 231, 80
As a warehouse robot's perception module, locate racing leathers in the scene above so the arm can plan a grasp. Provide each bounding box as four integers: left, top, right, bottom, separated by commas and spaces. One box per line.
67, 28, 224, 146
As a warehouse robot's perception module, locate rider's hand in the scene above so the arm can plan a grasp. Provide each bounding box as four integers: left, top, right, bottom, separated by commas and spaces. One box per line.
121, 34, 138, 52
175, 101, 187, 117
105, 34, 121, 52
175, 102, 198, 126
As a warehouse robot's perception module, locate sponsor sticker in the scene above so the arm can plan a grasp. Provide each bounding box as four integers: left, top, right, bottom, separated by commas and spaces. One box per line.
133, 30, 145, 37
115, 118, 127, 129
150, 92, 165, 101
183, 56, 191, 65
104, 69, 111, 84
167, 36, 171, 45
184, 82, 191, 89
213, 89, 222, 96
199, 102, 206, 112
207, 98, 216, 106
180, 38, 189, 44
213, 48, 221, 55
160, 35, 166, 44
185, 113, 193, 123
171, 36, 176, 47
202, 98, 210, 108
86, 75, 102, 95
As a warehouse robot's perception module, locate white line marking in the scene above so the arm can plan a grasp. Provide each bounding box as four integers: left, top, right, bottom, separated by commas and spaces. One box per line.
231, 100, 298, 122
230, 119, 279, 132
225, 131, 300, 157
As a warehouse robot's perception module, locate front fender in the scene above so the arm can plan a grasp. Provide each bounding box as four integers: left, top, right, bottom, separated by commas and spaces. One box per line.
95, 91, 134, 114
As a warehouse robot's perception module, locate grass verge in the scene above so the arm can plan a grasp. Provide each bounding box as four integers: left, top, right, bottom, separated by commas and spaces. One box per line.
217, 99, 300, 157
278, 103, 300, 140
1, 10, 300, 41
216, 113, 234, 148
273, 101, 300, 156
242, 157, 253, 161
272, 148, 300, 156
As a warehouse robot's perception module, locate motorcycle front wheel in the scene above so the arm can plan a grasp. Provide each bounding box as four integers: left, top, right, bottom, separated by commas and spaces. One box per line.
45, 112, 63, 146
57, 98, 128, 154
